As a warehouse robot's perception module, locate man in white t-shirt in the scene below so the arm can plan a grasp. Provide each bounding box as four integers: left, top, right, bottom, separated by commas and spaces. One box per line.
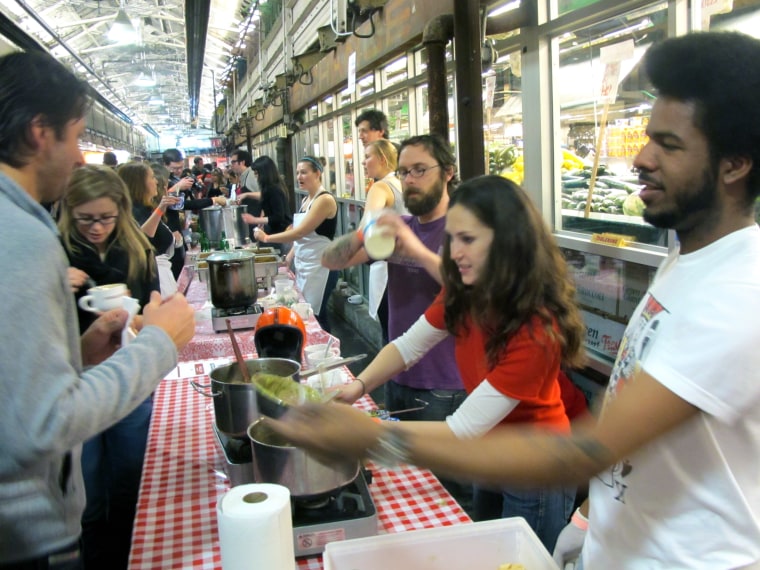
267, 32, 760, 569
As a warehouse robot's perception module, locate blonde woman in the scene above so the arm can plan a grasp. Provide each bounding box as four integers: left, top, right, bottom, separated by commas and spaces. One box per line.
361, 139, 407, 342
58, 164, 159, 569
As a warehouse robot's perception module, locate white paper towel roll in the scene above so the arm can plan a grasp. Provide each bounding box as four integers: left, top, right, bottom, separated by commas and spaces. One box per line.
217, 483, 295, 570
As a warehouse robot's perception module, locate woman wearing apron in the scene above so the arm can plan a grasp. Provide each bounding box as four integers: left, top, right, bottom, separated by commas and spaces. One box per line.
254, 156, 339, 332
360, 139, 407, 344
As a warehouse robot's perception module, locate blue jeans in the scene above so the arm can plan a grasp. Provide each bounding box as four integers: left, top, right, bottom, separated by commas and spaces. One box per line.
81, 397, 152, 570
384, 381, 467, 421
473, 485, 575, 553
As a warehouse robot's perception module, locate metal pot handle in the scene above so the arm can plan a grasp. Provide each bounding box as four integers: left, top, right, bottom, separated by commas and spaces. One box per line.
222, 262, 241, 269
190, 380, 221, 397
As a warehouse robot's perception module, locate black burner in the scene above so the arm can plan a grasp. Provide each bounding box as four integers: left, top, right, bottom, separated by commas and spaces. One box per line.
211, 304, 262, 318
291, 470, 375, 528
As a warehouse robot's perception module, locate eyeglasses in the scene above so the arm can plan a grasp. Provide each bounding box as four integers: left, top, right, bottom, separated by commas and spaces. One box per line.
397, 164, 441, 179
74, 215, 118, 228
230, 160, 240, 165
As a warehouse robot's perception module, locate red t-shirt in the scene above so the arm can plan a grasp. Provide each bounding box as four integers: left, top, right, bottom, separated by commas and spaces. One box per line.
425, 292, 569, 432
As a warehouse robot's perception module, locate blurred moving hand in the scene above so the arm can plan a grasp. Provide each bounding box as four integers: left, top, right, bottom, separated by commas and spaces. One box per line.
266, 402, 382, 462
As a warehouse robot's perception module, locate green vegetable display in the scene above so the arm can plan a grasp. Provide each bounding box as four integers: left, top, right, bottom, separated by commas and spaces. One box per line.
561, 166, 644, 217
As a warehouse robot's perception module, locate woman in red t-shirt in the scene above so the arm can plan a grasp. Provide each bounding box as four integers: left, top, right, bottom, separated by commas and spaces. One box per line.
337, 175, 586, 550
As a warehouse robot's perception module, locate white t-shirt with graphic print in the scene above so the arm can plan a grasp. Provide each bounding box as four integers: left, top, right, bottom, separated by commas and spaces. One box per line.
584, 225, 760, 569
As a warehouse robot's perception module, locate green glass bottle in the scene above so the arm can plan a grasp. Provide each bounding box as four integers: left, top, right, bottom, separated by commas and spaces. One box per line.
220, 230, 228, 251
199, 229, 210, 252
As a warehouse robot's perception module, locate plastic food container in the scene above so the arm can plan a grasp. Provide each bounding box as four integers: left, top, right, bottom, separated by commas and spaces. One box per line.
323, 517, 558, 570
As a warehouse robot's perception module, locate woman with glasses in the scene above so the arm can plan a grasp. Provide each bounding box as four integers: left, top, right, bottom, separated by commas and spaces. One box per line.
359, 139, 407, 343
58, 164, 160, 569
254, 156, 338, 331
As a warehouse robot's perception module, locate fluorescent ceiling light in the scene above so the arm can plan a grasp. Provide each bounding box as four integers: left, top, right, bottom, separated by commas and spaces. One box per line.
107, 9, 139, 45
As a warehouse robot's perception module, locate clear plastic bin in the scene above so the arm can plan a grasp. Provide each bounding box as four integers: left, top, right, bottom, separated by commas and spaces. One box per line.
323, 517, 559, 570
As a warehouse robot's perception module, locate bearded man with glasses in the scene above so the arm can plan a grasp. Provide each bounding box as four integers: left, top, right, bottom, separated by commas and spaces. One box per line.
322, 134, 466, 424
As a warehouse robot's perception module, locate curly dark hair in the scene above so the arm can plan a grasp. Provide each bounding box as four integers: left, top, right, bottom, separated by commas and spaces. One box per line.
441, 175, 585, 369
645, 31, 760, 204
0, 51, 90, 168
355, 109, 389, 138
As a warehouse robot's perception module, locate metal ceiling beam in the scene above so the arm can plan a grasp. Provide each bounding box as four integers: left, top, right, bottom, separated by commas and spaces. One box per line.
185, 0, 211, 123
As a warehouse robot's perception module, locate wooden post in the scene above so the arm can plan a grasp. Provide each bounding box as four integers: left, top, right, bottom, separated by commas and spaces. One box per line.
583, 102, 610, 218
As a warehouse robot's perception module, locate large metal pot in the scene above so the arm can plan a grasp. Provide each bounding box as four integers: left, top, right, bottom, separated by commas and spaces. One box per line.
247, 418, 360, 498
222, 204, 250, 246
191, 358, 300, 437
206, 251, 257, 308
199, 205, 223, 247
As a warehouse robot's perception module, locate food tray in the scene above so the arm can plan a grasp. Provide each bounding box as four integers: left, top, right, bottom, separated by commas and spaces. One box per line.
323, 517, 558, 570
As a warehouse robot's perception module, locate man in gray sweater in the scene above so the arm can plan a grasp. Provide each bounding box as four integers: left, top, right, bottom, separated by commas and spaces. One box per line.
0, 51, 196, 568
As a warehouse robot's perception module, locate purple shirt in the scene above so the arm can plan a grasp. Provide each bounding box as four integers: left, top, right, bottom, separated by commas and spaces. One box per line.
386, 215, 463, 390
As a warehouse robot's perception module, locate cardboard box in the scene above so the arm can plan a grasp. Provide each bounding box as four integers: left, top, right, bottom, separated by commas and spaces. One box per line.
323, 518, 558, 570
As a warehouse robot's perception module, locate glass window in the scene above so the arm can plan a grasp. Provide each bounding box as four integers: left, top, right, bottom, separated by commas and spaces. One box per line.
357, 74, 375, 98
562, 248, 656, 367
385, 91, 410, 141
706, 1, 760, 34
305, 104, 319, 123
339, 86, 352, 108
484, 49, 523, 180
554, 3, 668, 247
341, 114, 355, 198
381, 55, 408, 89
553, 0, 603, 17
323, 116, 337, 193
322, 94, 335, 115
414, 48, 427, 76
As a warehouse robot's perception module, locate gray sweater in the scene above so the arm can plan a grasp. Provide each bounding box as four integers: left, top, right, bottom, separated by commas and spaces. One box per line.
0, 172, 178, 563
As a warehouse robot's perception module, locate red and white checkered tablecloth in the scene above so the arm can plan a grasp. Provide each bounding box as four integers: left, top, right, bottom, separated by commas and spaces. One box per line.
128, 360, 471, 570
176, 266, 336, 362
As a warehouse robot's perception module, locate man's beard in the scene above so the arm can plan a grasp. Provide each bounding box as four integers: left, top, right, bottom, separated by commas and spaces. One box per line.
642, 165, 718, 230
404, 178, 445, 216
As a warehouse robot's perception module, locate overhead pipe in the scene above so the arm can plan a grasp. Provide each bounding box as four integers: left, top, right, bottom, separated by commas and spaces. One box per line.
453, 0, 485, 180
422, 14, 454, 142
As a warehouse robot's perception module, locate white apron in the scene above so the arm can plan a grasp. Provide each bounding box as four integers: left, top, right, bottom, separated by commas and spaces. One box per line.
292, 194, 332, 315
368, 261, 388, 319
156, 254, 177, 298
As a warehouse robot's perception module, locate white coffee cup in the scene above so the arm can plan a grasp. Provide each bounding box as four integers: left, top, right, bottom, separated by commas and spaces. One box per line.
304, 343, 340, 363
293, 302, 314, 321
78, 283, 127, 313
274, 278, 295, 295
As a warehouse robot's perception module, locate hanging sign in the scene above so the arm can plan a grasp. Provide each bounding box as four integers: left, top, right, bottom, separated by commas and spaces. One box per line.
598, 39, 634, 104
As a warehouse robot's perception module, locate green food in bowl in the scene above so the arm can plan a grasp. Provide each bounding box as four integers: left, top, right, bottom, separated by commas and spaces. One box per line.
252, 372, 321, 405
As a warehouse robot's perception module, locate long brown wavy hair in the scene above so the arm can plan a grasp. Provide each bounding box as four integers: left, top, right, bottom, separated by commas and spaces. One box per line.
441, 175, 585, 370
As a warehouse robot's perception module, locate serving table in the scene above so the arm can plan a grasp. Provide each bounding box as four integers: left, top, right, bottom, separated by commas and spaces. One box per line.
128, 357, 472, 570
175, 264, 335, 362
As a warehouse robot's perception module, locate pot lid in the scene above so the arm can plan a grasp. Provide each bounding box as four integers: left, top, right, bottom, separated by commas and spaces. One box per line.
206, 251, 255, 262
